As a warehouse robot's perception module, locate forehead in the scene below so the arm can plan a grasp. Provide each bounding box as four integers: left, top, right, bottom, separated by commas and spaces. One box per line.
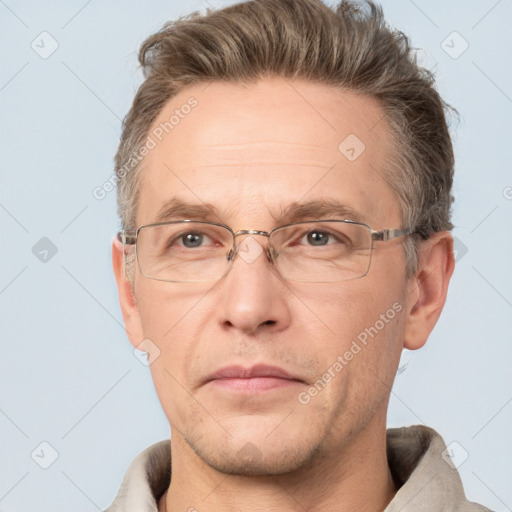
137, 78, 400, 229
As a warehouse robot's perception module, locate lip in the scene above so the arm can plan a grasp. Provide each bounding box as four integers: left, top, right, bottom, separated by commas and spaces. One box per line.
204, 364, 304, 392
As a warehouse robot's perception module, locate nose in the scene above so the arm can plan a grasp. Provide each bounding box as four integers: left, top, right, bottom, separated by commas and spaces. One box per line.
216, 235, 291, 335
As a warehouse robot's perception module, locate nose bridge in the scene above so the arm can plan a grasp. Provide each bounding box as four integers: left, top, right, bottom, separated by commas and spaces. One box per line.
229, 229, 275, 264
219, 228, 291, 335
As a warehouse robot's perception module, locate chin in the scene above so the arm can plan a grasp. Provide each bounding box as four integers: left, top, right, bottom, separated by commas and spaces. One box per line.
183, 429, 323, 476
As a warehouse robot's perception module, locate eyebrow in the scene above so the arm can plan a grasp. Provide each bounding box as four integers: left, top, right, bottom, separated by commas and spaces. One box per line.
277, 201, 366, 225
153, 199, 222, 225
152, 198, 367, 226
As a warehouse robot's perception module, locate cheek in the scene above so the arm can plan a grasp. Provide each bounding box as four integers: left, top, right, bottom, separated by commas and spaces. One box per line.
297, 280, 407, 390
309, 288, 406, 420
149, 360, 202, 431
135, 282, 213, 409
144, 320, 204, 428
292, 277, 404, 341
135, 279, 212, 339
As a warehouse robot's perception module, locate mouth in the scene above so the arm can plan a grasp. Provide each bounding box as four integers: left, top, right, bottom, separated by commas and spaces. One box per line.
204, 364, 305, 393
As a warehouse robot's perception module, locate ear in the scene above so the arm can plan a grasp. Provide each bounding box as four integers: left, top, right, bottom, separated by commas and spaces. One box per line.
403, 231, 455, 350
112, 236, 145, 349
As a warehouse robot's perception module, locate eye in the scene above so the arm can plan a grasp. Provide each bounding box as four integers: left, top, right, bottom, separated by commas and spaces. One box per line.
179, 231, 210, 248
298, 229, 347, 247
280, 224, 352, 250
160, 230, 216, 252
304, 231, 334, 246
143, 223, 231, 259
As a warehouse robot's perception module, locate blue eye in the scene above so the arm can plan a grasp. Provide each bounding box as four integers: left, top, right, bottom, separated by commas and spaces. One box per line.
306, 231, 331, 246
181, 232, 205, 248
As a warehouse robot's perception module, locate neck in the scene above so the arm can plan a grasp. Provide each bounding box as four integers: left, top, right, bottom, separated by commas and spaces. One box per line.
160, 415, 396, 512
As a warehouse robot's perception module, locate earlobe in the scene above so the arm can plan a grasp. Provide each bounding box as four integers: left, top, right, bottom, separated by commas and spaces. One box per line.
112, 237, 145, 348
403, 232, 455, 350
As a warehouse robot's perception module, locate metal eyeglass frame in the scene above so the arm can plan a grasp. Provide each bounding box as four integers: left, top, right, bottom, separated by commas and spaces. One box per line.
117, 219, 418, 283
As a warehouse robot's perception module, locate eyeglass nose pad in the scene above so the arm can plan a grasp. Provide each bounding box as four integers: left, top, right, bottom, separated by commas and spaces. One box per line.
226, 244, 277, 263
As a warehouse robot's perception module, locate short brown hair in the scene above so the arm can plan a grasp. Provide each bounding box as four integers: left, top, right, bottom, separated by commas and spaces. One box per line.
115, 0, 456, 274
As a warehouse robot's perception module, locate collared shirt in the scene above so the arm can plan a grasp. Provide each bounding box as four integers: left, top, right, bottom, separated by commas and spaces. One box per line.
104, 425, 492, 511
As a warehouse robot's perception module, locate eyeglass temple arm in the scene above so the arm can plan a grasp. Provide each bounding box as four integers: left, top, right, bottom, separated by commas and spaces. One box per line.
371, 228, 421, 242
117, 231, 137, 245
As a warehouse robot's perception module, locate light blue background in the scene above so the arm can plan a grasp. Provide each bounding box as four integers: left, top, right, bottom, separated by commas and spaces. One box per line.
1, 1, 511, 510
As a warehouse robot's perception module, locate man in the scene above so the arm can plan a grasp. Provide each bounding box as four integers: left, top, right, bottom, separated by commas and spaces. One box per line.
107, 0, 491, 510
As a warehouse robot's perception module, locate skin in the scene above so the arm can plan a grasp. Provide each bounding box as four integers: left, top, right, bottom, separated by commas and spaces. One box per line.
113, 78, 454, 512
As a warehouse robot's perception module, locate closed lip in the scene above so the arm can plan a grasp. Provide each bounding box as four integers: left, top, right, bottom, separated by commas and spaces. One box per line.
205, 364, 304, 384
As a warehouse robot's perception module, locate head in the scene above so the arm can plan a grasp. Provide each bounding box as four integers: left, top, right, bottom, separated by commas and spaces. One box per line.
113, 0, 455, 477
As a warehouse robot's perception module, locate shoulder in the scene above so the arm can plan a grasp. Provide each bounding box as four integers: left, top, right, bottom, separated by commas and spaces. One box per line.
104, 440, 171, 512
385, 425, 492, 511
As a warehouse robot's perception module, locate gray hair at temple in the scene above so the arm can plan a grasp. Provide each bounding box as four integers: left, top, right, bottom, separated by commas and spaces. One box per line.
114, 0, 457, 276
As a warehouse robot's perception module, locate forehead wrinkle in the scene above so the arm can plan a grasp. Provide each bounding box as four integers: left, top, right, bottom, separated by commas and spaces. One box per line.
194, 162, 334, 169
201, 141, 338, 151
191, 140, 340, 165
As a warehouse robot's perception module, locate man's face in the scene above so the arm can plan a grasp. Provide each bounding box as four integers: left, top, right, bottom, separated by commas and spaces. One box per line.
123, 79, 413, 475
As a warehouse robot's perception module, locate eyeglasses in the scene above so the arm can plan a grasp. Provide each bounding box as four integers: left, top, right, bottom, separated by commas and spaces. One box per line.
118, 220, 415, 283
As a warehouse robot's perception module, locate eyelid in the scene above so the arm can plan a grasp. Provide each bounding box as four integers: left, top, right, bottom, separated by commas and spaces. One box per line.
280, 224, 340, 246
172, 225, 232, 248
